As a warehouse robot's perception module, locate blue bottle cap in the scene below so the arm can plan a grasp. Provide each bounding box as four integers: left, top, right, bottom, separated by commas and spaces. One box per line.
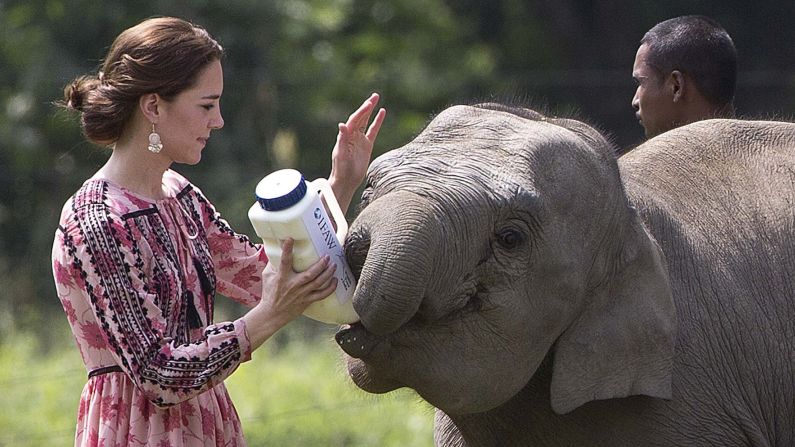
255, 169, 308, 211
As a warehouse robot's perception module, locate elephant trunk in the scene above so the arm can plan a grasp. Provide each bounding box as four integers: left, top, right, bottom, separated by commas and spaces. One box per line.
346, 191, 442, 335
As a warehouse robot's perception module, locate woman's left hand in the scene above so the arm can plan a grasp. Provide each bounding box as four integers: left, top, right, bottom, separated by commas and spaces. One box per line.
329, 93, 386, 213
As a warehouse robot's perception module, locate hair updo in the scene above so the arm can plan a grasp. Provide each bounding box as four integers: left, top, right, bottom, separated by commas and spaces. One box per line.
61, 17, 224, 146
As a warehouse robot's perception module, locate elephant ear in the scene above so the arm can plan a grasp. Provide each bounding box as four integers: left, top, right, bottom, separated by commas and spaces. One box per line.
549, 219, 676, 415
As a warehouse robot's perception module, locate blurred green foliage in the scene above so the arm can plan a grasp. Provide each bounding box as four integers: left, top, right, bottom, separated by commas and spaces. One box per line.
3, 0, 794, 333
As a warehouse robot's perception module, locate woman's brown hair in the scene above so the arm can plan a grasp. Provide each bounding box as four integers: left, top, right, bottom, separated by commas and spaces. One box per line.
61, 17, 224, 146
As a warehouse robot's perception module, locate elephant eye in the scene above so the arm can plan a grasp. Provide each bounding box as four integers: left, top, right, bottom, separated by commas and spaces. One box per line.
496, 227, 523, 249
360, 187, 372, 205
358, 183, 374, 210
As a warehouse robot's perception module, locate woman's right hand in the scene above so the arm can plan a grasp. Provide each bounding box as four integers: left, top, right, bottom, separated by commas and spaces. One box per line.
242, 238, 337, 349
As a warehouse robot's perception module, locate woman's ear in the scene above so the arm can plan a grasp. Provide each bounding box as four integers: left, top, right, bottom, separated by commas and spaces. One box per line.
139, 93, 161, 124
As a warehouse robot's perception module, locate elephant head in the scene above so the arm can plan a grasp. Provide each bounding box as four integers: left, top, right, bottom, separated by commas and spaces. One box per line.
337, 104, 676, 416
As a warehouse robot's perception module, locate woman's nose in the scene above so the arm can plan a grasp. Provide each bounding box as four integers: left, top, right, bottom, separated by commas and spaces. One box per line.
211, 110, 224, 129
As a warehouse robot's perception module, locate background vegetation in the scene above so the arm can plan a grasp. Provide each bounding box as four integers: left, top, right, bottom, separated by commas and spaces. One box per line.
0, 326, 435, 446
1, 0, 794, 445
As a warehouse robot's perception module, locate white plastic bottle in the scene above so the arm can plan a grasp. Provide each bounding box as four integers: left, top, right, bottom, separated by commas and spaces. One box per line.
248, 169, 359, 324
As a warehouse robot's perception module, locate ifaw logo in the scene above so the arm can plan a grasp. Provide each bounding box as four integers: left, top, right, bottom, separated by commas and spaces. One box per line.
313, 208, 337, 250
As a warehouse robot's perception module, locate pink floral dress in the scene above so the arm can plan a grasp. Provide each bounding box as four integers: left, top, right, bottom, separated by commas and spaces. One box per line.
52, 170, 266, 446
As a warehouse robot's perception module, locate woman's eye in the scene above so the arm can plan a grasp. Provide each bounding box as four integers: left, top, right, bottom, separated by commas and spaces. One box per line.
201, 104, 215, 110
496, 228, 523, 249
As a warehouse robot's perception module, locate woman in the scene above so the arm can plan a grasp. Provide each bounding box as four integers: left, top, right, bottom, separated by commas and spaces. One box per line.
52, 16, 385, 446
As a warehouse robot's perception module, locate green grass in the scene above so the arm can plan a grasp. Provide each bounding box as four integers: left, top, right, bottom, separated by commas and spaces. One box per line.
0, 322, 434, 447
229, 333, 435, 446
0, 329, 86, 446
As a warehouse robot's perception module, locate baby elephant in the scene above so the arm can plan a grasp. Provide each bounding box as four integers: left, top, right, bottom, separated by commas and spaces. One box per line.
336, 104, 795, 446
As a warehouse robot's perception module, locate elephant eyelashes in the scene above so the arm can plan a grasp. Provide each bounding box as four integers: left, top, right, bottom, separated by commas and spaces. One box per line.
358, 186, 373, 209
495, 227, 523, 249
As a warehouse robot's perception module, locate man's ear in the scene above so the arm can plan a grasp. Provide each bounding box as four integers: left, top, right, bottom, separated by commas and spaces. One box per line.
669, 70, 685, 102
139, 93, 161, 123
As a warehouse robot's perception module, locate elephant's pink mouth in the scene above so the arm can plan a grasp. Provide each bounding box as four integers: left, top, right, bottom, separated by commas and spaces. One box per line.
335, 322, 385, 358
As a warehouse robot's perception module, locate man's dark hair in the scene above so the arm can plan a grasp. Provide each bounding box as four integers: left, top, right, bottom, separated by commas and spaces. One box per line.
641, 15, 737, 108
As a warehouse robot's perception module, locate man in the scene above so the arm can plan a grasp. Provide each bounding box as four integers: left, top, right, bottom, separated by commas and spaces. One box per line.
632, 15, 737, 139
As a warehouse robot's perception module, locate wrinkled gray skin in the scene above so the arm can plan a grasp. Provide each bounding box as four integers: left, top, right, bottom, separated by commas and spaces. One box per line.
335, 104, 795, 446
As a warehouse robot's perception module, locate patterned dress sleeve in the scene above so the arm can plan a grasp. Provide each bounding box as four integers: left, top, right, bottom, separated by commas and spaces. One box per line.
54, 196, 252, 407
191, 185, 267, 307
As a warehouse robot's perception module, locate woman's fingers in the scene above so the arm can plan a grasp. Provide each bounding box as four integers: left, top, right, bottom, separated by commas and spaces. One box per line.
279, 238, 295, 274
311, 259, 336, 289
298, 256, 336, 290
304, 263, 338, 302
300, 254, 331, 280
354, 93, 379, 118
366, 107, 387, 141
347, 93, 380, 132
306, 276, 338, 303
262, 241, 339, 310
274, 253, 335, 301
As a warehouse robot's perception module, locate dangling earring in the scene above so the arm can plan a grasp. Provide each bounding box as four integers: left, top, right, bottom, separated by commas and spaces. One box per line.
148, 123, 163, 153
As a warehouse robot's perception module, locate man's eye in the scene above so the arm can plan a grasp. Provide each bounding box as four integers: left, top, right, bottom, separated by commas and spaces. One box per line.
202, 104, 215, 110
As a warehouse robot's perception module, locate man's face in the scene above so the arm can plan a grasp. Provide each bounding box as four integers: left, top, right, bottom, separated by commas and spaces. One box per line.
632, 43, 678, 138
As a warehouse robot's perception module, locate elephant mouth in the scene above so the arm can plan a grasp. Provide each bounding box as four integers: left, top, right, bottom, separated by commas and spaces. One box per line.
335, 322, 387, 358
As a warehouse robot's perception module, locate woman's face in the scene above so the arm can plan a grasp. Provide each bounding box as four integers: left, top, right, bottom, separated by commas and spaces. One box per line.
158, 59, 225, 165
